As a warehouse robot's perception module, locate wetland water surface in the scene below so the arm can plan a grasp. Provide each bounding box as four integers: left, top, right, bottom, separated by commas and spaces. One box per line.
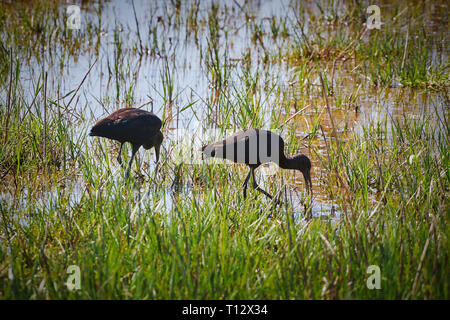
1, 0, 448, 217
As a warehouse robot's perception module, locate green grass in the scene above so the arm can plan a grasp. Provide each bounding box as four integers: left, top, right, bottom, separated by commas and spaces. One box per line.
1, 107, 448, 299
288, 1, 450, 91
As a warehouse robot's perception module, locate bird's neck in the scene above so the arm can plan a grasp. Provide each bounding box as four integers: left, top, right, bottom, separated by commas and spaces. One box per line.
279, 154, 297, 170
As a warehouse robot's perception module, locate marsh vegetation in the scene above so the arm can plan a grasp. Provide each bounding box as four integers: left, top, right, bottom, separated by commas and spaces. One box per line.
0, 0, 448, 299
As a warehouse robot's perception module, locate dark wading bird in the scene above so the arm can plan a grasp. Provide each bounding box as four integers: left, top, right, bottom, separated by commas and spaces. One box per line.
201, 129, 312, 200
89, 108, 163, 177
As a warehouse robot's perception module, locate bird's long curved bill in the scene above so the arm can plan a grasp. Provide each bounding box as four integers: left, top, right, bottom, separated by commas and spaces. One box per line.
303, 170, 313, 195
155, 144, 161, 163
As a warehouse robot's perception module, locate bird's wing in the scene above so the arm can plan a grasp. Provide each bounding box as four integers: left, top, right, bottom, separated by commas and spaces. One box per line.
116, 112, 162, 142
202, 131, 251, 159
116, 112, 161, 131
91, 109, 162, 142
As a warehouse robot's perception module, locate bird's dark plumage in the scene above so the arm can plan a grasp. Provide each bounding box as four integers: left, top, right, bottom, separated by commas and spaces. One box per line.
201, 129, 312, 199
90, 108, 163, 176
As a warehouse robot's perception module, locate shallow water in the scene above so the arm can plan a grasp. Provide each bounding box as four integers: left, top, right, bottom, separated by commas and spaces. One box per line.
1, 0, 448, 218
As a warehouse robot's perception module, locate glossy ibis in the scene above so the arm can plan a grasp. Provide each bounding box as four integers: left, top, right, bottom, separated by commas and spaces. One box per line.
89, 108, 163, 177
201, 129, 312, 200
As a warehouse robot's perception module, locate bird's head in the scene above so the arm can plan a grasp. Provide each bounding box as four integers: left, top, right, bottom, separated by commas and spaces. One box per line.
89, 118, 112, 137
143, 131, 164, 162
293, 154, 312, 194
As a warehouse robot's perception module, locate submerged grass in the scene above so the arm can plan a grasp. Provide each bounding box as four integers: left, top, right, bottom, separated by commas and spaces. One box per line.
288, 1, 449, 91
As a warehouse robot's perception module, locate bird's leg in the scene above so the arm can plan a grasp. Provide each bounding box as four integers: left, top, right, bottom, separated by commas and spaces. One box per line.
125, 144, 140, 178
251, 168, 273, 199
242, 169, 251, 199
117, 143, 124, 168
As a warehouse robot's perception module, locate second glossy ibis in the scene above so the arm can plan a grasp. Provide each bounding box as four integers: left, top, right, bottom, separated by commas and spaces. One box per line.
201, 129, 312, 200
89, 108, 163, 177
